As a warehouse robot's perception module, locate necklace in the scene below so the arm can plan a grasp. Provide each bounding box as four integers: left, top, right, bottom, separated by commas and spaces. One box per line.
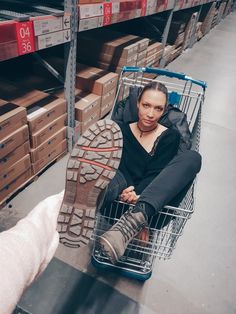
137, 123, 158, 138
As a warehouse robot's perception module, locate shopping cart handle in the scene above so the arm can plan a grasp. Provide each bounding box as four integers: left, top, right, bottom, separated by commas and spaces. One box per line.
122, 66, 207, 90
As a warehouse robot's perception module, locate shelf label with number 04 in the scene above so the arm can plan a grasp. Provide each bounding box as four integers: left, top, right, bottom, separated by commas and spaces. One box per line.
15, 21, 35, 55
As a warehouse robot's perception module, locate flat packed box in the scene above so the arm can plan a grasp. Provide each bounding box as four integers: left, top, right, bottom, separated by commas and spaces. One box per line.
76, 64, 118, 96
136, 59, 146, 67
78, 33, 140, 59
0, 154, 31, 189
30, 114, 67, 148
0, 141, 30, 173
75, 91, 101, 122
76, 110, 100, 134
133, 38, 149, 52
0, 125, 29, 159
0, 100, 27, 140
146, 50, 162, 66
30, 127, 66, 163
100, 100, 114, 118
137, 49, 147, 61
146, 42, 163, 58
36, 29, 71, 50
101, 88, 116, 109
0, 168, 32, 203
26, 96, 66, 134
0, 80, 66, 133
31, 140, 67, 175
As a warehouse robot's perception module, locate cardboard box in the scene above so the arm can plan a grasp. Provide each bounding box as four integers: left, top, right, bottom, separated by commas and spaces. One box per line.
137, 49, 147, 61
146, 42, 163, 58
0, 79, 48, 105
76, 64, 118, 95
30, 114, 67, 148
31, 140, 67, 175
75, 91, 101, 122
76, 110, 100, 134
0, 154, 31, 189
0, 125, 29, 159
77, 33, 139, 59
0, 100, 27, 140
101, 88, 116, 108
0, 80, 66, 132
30, 127, 66, 163
100, 100, 114, 118
26, 97, 66, 134
146, 50, 163, 66
0, 168, 32, 203
0, 141, 30, 173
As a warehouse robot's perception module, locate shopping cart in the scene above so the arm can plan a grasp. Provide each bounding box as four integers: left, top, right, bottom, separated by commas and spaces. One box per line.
91, 66, 207, 281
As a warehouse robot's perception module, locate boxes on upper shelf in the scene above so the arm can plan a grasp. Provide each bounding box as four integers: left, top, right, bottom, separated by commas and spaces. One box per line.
77, 30, 149, 74
0, 19, 18, 61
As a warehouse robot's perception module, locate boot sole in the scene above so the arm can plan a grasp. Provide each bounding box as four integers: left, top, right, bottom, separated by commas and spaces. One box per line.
57, 119, 123, 248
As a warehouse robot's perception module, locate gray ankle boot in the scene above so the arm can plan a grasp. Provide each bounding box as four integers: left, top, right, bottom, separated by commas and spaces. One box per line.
98, 210, 148, 264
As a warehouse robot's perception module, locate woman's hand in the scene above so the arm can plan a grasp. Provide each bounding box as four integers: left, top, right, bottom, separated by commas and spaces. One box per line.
120, 186, 140, 204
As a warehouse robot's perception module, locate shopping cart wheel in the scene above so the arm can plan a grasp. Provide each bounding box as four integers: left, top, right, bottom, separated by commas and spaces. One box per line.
91, 256, 153, 281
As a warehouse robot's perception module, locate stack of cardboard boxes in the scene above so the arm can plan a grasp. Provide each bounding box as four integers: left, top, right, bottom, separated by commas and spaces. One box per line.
200, 2, 216, 36
145, 41, 163, 67
0, 79, 67, 181
75, 64, 118, 132
0, 99, 31, 203
77, 30, 149, 74
182, 12, 198, 50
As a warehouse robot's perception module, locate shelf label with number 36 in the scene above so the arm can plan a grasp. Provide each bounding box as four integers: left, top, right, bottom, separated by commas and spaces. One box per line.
15, 21, 35, 55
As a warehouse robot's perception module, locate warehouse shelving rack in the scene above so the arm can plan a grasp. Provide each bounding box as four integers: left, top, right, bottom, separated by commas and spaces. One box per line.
0, 0, 233, 148
0, 0, 233, 206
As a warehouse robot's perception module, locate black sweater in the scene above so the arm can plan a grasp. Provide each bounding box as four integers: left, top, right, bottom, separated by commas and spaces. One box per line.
118, 123, 180, 194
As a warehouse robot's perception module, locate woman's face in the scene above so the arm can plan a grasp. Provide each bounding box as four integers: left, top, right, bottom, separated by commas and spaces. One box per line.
137, 89, 166, 128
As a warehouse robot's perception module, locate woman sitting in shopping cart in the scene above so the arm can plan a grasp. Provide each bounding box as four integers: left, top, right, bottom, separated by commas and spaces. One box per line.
98, 81, 201, 264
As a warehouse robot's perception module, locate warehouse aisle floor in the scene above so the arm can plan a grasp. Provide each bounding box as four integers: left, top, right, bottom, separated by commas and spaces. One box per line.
1, 12, 236, 314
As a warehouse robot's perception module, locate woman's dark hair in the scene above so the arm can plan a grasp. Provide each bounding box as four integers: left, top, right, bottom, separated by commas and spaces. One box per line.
138, 81, 168, 107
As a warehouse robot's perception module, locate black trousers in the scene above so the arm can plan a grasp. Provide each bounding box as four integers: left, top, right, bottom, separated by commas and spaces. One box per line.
103, 150, 202, 216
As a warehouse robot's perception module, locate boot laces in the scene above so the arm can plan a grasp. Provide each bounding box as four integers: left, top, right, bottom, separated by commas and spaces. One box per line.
113, 211, 146, 243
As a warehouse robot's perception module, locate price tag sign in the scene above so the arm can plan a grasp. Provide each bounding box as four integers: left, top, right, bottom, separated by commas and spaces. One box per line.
15, 21, 35, 56
103, 2, 112, 16
141, 0, 147, 16
103, 14, 112, 26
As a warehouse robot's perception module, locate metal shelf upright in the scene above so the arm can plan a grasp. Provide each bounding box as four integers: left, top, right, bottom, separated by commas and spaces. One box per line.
64, 0, 78, 151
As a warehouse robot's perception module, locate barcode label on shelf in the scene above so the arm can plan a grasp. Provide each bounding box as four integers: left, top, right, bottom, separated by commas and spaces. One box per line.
36, 29, 71, 50
79, 4, 103, 19
15, 21, 35, 55
33, 17, 63, 36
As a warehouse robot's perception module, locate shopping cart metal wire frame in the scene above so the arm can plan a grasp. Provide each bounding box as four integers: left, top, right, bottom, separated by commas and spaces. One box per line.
91, 66, 207, 281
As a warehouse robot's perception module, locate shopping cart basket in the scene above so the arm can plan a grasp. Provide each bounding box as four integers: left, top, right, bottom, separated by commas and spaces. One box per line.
91, 66, 207, 281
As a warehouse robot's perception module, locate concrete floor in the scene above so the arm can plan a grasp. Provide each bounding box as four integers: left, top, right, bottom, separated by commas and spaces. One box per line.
1, 11, 236, 314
